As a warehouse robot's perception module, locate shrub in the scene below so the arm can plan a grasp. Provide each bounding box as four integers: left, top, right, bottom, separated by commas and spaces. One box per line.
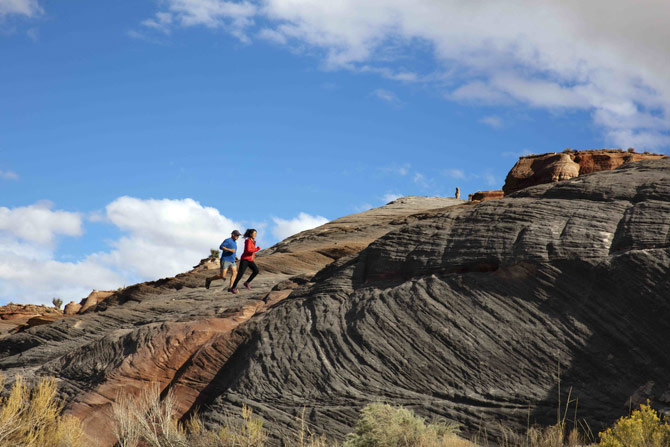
599, 401, 670, 447
210, 249, 220, 259
0, 375, 87, 447
112, 384, 267, 447
52, 298, 63, 309
343, 403, 468, 447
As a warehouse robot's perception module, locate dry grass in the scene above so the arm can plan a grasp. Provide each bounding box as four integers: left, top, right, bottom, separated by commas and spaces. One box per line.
0, 375, 87, 447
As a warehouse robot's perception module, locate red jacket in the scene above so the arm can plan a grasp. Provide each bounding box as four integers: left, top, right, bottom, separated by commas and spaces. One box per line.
241, 238, 260, 261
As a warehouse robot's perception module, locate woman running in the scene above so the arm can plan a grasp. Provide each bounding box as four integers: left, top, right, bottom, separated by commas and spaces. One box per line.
231, 228, 261, 292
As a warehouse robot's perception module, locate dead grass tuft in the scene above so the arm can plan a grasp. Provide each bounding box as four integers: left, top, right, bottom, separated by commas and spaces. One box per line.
0, 374, 87, 447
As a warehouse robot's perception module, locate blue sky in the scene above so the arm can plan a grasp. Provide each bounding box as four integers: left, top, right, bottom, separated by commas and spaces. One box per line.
1, 0, 668, 305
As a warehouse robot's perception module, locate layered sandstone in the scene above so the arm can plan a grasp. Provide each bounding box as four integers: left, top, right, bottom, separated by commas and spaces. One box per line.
503, 149, 666, 195
468, 190, 504, 202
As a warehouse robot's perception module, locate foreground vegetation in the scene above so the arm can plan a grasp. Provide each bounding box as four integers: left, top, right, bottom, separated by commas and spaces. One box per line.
2, 376, 670, 447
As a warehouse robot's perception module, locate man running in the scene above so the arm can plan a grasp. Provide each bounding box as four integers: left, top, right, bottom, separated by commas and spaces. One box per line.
205, 229, 241, 293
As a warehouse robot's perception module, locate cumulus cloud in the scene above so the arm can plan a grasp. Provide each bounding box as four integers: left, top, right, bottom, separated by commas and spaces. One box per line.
0, 0, 42, 17
0, 197, 242, 305
0, 201, 82, 245
96, 196, 242, 279
271, 212, 328, 241
139, 0, 670, 150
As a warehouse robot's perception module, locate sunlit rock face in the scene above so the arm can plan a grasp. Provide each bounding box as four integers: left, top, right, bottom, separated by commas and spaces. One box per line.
503, 149, 666, 195
2, 158, 670, 445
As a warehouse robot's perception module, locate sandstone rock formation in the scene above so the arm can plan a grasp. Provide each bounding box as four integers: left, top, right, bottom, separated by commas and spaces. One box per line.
503, 149, 666, 195
1, 159, 669, 446
468, 190, 504, 202
79, 290, 115, 313
0, 304, 62, 335
63, 301, 81, 315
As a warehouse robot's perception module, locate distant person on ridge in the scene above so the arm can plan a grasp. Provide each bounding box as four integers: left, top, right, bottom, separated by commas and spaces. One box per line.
231, 228, 261, 291
205, 230, 241, 293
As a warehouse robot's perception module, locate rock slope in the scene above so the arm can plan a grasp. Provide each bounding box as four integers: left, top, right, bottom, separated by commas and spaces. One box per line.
0, 196, 462, 446
2, 158, 669, 445
192, 158, 670, 440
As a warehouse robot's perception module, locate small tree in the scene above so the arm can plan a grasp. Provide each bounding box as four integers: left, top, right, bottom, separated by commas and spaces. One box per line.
210, 249, 220, 259
52, 298, 63, 310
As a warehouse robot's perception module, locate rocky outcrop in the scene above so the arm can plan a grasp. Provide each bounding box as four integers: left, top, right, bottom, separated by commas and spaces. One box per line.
2, 159, 670, 445
63, 301, 81, 315
79, 290, 115, 313
503, 149, 666, 195
0, 304, 62, 335
468, 190, 504, 202
188, 158, 670, 442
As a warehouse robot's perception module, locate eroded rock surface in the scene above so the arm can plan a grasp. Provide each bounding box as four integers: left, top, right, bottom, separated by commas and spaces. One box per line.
2, 158, 670, 445
191, 159, 670, 441
0, 196, 461, 446
503, 149, 666, 195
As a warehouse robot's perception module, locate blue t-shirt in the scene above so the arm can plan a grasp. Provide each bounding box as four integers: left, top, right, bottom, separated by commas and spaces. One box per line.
220, 238, 237, 263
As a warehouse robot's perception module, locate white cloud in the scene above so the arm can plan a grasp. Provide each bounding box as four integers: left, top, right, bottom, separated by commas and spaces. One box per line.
0, 0, 42, 18
0, 197, 243, 305
271, 212, 328, 241
0, 252, 125, 306
382, 193, 403, 203
258, 27, 286, 44
141, 0, 670, 150
480, 115, 504, 129
97, 196, 242, 279
141, 0, 257, 42
0, 169, 19, 180
413, 172, 429, 187
371, 88, 400, 105
142, 12, 173, 34
0, 202, 82, 245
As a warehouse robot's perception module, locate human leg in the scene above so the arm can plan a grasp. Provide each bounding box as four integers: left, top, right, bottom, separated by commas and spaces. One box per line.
228, 266, 238, 291
205, 260, 226, 288
232, 260, 249, 289
243, 261, 259, 287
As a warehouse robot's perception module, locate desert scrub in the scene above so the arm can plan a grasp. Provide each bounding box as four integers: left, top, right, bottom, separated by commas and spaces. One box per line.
599, 401, 670, 447
343, 403, 470, 447
0, 375, 86, 447
112, 383, 267, 447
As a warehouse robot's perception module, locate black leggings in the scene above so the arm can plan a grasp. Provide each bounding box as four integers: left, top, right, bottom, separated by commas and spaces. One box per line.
232, 259, 259, 288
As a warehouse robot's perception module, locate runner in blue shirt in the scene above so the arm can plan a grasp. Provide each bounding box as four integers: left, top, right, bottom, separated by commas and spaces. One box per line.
205, 230, 241, 293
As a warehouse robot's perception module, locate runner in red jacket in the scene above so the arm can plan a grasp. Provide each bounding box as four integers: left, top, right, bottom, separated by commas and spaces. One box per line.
231, 228, 261, 291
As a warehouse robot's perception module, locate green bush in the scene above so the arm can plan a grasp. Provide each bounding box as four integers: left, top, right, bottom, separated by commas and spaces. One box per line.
343, 403, 467, 447
52, 298, 63, 309
599, 401, 670, 447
